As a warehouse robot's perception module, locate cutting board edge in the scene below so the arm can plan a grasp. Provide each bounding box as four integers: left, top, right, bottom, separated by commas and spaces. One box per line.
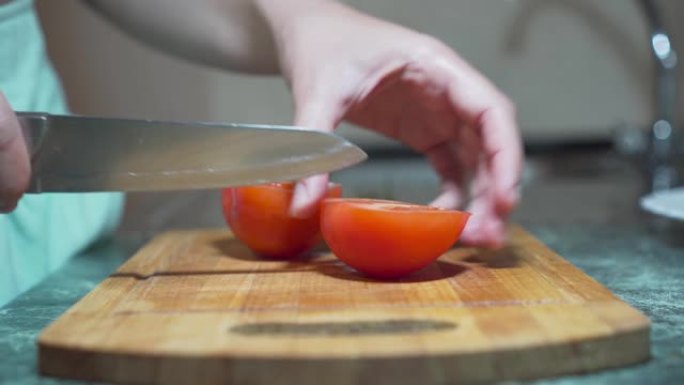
38, 326, 650, 385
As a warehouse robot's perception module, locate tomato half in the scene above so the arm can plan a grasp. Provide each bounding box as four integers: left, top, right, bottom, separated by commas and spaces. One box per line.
222, 182, 342, 259
321, 198, 470, 279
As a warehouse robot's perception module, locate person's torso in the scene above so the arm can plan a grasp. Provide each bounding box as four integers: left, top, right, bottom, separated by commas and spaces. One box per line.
0, 0, 123, 308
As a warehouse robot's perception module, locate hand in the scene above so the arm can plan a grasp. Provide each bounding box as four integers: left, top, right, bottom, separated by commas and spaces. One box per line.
0, 92, 30, 212
267, 1, 522, 247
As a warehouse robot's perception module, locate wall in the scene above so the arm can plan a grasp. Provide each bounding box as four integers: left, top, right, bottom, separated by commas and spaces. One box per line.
36, 0, 682, 146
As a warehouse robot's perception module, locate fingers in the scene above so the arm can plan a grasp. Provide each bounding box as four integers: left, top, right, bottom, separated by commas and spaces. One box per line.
290, 97, 340, 218
426, 136, 507, 247
0, 93, 30, 213
293, 97, 340, 134
478, 104, 523, 215
426, 118, 483, 208
459, 159, 506, 248
456, 105, 520, 247
460, 207, 506, 248
427, 138, 508, 248
440, 56, 523, 217
430, 182, 463, 210
426, 142, 464, 207
289, 174, 329, 218
436, 60, 522, 247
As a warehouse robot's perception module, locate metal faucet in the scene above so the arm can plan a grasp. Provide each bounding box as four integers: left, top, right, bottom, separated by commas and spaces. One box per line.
638, 0, 679, 192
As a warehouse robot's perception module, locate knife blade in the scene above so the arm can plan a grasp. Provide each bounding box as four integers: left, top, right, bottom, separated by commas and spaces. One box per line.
17, 112, 366, 193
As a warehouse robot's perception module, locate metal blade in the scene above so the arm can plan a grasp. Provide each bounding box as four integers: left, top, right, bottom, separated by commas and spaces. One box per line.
18, 113, 366, 192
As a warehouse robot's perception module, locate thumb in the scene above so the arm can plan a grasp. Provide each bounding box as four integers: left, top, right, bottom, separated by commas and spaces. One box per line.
289, 98, 339, 218
0, 93, 30, 212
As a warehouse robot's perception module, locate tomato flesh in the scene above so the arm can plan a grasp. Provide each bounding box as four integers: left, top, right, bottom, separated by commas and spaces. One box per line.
222, 182, 341, 259
321, 198, 470, 278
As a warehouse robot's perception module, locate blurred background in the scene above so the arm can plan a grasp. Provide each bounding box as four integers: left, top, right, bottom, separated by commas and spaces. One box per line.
35, 0, 684, 234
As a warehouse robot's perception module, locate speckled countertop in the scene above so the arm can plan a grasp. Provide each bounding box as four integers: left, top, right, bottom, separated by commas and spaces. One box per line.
1, 151, 683, 384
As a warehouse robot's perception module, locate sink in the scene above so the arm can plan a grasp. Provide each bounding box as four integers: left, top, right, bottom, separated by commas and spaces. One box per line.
641, 187, 684, 221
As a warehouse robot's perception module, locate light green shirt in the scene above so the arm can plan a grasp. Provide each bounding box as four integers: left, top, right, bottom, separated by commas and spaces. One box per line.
0, 0, 124, 307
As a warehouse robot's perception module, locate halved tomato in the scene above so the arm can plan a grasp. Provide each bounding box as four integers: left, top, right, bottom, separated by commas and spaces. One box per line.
321, 198, 470, 278
222, 182, 342, 259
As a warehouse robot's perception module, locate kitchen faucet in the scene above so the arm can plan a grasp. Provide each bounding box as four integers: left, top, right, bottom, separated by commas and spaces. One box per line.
638, 0, 679, 192
506, 0, 680, 192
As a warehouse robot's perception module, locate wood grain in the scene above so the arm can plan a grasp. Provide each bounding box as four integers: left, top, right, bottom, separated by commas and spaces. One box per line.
38, 227, 650, 384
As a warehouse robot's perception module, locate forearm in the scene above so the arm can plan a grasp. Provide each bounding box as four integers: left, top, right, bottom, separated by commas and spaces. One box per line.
85, 0, 282, 74
251, 0, 351, 78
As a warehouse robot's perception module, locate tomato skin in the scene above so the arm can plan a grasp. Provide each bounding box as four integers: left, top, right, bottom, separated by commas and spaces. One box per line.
321, 198, 470, 279
222, 182, 341, 259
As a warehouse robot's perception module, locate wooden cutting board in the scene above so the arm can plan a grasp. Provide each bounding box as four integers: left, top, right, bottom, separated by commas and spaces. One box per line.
38, 227, 650, 385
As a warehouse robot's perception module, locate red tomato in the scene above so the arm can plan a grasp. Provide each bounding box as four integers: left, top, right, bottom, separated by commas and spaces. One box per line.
321, 198, 470, 279
222, 182, 342, 259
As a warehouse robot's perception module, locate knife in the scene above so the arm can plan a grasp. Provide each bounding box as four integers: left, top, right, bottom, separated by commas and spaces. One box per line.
17, 112, 366, 193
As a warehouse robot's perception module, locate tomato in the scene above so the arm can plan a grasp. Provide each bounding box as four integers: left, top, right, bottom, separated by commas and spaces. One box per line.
222, 182, 342, 259
321, 198, 470, 279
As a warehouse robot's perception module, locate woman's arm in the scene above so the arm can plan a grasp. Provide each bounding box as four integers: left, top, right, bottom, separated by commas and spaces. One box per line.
84, 0, 523, 247
84, 0, 280, 74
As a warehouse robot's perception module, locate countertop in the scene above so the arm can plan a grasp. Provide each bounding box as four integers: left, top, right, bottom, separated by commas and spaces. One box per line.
1, 149, 683, 384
